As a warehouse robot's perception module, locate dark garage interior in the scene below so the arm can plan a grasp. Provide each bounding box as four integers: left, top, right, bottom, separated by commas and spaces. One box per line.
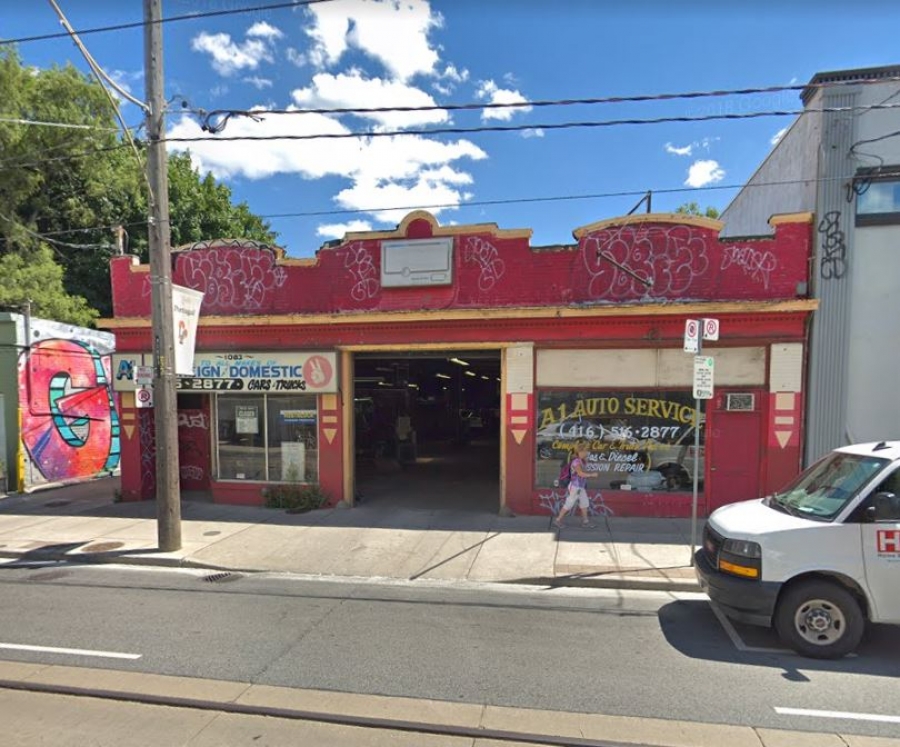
353, 350, 501, 511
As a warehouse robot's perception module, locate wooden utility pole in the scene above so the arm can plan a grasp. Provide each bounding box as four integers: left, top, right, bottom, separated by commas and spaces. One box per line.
144, 0, 181, 551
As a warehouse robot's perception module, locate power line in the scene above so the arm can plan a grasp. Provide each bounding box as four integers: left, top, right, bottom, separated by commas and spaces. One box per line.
198, 75, 900, 131
0, 0, 335, 46
0, 142, 135, 171
257, 173, 847, 221
0, 116, 123, 131
167, 101, 900, 144
0, 172, 853, 247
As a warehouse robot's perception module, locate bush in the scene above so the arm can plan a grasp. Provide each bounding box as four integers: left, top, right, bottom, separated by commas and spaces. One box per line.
264, 483, 329, 513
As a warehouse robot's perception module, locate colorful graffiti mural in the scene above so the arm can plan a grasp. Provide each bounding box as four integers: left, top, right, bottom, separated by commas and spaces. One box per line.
17, 322, 120, 488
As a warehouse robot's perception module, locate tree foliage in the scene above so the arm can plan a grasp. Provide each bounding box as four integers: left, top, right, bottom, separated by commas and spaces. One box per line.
0, 46, 276, 324
0, 246, 98, 326
675, 201, 721, 219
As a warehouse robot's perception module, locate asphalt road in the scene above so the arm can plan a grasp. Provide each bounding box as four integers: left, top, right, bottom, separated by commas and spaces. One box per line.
0, 563, 898, 739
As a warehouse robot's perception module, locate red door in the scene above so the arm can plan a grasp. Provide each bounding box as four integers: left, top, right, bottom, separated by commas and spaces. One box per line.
706, 393, 763, 513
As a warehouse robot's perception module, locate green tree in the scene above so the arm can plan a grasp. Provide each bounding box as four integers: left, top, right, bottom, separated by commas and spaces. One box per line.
0, 245, 98, 326
675, 201, 720, 219
0, 46, 277, 322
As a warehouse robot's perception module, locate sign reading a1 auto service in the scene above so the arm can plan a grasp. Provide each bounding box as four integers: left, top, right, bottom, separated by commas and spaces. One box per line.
179, 352, 338, 393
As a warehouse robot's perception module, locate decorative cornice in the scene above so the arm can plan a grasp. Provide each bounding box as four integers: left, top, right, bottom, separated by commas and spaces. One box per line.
572, 212, 724, 239
99, 298, 818, 330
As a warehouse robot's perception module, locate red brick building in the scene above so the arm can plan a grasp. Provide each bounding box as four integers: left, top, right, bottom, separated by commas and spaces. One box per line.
104, 210, 816, 518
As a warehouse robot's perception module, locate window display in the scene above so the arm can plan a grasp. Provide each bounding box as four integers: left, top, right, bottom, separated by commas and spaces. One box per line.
215, 394, 318, 482
536, 390, 704, 492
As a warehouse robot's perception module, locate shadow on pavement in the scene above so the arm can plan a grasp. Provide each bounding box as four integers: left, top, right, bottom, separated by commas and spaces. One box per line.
0, 473, 696, 540
658, 599, 900, 679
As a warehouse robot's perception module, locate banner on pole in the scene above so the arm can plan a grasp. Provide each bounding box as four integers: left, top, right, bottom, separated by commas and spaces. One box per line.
172, 284, 204, 377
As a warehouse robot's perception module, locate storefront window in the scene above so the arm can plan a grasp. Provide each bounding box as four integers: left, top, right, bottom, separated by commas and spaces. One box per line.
536, 390, 704, 492
266, 397, 318, 483
215, 395, 318, 482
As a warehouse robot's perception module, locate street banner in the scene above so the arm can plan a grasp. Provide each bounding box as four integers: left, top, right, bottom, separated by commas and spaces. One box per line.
172, 284, 204, 376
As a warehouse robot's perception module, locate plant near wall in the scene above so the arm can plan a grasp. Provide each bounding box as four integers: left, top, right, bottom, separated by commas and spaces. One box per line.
263, 464, 328, 513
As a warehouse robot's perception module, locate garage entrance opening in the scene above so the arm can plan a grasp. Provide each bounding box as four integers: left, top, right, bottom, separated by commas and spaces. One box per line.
353, 351, 501, 511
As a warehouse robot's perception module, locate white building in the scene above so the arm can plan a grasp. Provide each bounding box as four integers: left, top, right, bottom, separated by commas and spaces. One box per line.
721, 65, 900, 463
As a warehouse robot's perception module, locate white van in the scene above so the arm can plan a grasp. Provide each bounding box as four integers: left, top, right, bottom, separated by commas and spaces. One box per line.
695, 441, 900, 658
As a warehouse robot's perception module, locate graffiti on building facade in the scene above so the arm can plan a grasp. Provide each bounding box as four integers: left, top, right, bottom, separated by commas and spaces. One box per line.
343, 242, 381, 302
720, 245, 778, 289
464, 236, 506, 292
177, 242, 287, 312
817, 210, 848, 280
18, 336, 120, 487
581, 224, 711, 300
537, 488, 614, 519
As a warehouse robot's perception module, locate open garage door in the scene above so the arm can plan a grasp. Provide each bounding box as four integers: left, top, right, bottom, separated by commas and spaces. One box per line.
353, 350, 501, 511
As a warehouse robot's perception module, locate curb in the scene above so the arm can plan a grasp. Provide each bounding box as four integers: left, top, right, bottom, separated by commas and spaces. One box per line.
505, 576, 702, 593
0, 548, 702, 592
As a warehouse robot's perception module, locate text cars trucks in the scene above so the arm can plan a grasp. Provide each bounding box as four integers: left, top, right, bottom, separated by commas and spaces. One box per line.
695, 441, 900, 658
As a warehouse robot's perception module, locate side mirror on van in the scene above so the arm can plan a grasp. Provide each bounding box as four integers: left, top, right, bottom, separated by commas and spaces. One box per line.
871, 492, 900, 521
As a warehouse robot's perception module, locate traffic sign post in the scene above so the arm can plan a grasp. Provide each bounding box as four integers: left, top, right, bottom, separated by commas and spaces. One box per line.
688, 318, 718, 564
683, 319, 700, 353
692, 356, 715, 400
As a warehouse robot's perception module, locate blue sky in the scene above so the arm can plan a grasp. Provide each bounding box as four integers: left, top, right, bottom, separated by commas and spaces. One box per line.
3, 1, 900, 257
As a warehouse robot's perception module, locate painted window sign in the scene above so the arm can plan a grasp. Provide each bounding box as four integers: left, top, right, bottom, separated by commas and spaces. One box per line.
186, 351, 337, 393
535, 390, 703, 493
235, 406, 259, 434
281, 409, 317, 424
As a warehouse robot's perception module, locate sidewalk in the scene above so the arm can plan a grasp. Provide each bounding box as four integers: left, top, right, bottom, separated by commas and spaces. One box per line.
0, 477, 700, 591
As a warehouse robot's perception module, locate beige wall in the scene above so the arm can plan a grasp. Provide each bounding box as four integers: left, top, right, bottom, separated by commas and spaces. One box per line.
536, 348, 766, 388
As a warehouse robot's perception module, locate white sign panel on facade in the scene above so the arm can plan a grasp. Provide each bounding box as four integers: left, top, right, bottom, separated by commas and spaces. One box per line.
381, 237, 453, 288
693, 356, 715, 400
180, 351, 338, 393
702, 317, 720, 341
134, 365, 154, 387
172, 284, 205, 376
684, 319, 700, 353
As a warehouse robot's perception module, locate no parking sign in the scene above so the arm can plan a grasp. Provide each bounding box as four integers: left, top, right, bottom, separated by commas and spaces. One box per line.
135, 386, 154, 409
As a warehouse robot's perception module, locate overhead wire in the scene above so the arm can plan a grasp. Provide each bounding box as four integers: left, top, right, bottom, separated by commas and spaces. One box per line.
252, 173, 849, 221
0, 0, 336, 46
197, 74, 900, 132
45, 0, 155, 210
167, 101, 900, 144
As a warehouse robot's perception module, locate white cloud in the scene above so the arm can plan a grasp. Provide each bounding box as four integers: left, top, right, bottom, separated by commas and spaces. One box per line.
521, 128, 544, 139
108, 69, 143, 107
432, 64, 469, 95
475, 80, 531, 122
770, 126, 788, 146
317, 220, 373, 238
292, 69, 449, 129
304, 0, 441, 82
666, 138, 718, 157
286, 47, 307, 67
191, 30, 275, 76
166, 110, 486, 225
685, 160, 725, 188
244, 76, 273, 89
247, 21, 283, 39
665, 142, 694, 156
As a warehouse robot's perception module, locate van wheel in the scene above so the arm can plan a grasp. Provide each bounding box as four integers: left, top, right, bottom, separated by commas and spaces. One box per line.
774, 580, 864, 659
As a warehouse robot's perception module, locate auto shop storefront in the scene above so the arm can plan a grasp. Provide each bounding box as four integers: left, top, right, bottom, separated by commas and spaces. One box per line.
104, 211, 815, 517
